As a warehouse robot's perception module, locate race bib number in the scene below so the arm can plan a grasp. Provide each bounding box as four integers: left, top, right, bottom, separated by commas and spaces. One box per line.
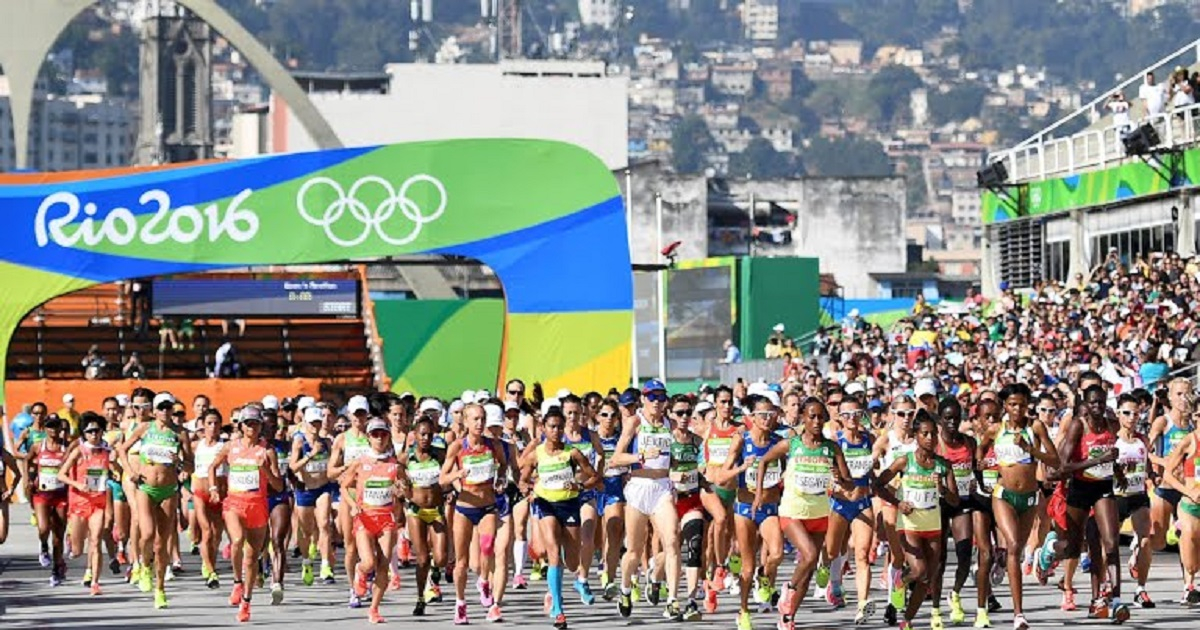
363, 479, 393, 507
954, 471, 975, 497
304, 455, 328, 475
540, 461, 573, 490
706, 439, 732, 466
672, 468, 700, 493
142, 444, 175, 465
38, 468, 63, 492
1085, 447, 1113, 480
793, 470, 830, 495
85, 468, 108, 492
745, 462, 781, 489
903, 487, 938, 509
408, 462, 440, 488
228, 465, 260, 494
980, 470, 999, 493
464, 454, 496, 485
845, 454, 873, 479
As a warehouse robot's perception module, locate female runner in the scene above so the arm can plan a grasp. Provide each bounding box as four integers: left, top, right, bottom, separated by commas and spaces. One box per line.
561, 394, 605, 605
595, 399, 629, 602
290, 406, 337, 587
826, 396, 878, 623
399, 415, 450, 616
211, 405, 283, 623
58, 414, 114, 596
521, 407, 599, 629
701, 386, 740, 610
329, 398, 375, 606
1113, 393, 1155, 607
441, 403, 507, 624
667, 395, 705, 621
872, 395, 918, 626
27, 415, 69, 586
876, 410, 960, 630
191, 409, 228, 588
936, 396, 978, 629
341, 418, 404, 624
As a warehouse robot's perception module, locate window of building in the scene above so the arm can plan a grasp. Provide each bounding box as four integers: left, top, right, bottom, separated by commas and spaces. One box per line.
1044, 240, 1070, 283
889, 281, 926, 299
995, 218, 1044, 289
1090, 224, 1174, 268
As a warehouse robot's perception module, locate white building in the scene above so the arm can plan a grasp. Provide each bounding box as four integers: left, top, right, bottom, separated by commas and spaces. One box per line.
578, 0, 619, 30
741, 0, 779, 42
244, 60, 628, 170
0, 78, 135, 171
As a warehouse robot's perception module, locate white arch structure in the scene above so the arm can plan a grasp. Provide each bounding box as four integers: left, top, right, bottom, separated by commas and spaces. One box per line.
0, 0, 342, 170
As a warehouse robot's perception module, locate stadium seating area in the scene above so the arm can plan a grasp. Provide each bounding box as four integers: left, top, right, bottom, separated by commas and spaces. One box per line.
6, 281, 375, 390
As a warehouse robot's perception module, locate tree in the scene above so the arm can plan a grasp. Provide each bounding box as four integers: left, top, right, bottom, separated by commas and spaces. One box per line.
801, 136, 893, 178
728, 138, 797, 179
868, 64, 923, 125
928, 85, 988, 125
671, 115, 715, 174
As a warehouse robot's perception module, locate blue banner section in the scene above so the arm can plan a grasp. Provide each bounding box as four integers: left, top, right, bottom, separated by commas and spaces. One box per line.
441, 195, 633, 314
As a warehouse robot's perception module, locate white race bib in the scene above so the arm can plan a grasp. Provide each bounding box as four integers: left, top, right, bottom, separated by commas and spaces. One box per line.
362, 479, 393, 507
228, 465, 260, 494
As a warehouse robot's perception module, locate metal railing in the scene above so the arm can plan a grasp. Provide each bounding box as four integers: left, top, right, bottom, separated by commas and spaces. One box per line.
992, 101, 1200, 183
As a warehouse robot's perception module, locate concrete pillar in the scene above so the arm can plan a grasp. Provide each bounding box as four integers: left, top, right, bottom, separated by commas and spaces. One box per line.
1067, 207, 1089, 280
979, 223, 1000, 297
1177, 192, 1197, 258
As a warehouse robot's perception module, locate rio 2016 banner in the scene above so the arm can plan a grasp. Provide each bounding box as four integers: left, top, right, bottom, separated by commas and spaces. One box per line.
981, 148, 1200, 224
0, 139, 633, 400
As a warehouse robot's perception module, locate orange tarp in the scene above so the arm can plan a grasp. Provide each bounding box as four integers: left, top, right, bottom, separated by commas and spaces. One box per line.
6, 378, 325, 415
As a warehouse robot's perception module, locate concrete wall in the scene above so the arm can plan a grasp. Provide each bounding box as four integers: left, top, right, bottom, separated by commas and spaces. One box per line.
622, 162, 907, 298
274, 61, 629, 170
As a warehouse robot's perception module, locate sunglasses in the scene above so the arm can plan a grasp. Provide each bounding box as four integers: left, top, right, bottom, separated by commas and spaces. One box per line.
1036, 407, 1056, 413
132, 403, 151, 410
84, 428, 102, 434
597, 412, 614, 418
1117, 409, 1137, 417
644, 392, 668, 402
369, 430, 390, 438
752, 411, 775, 418
826, 398, 843, 406
837, 411, 860, 419
507, 389, 524, 395
896, 410, 916, 418
671, 409, 691, 417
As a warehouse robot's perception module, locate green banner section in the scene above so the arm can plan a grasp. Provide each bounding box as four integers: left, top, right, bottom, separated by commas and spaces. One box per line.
739, 257, 820, 360
376, 298, 505, 398
982, 149, 1199, 224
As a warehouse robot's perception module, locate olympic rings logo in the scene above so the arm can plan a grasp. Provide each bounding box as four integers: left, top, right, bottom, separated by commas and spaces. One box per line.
296, 174, 447, 247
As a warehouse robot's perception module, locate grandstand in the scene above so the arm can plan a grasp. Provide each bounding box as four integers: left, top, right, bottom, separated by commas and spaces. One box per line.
5, 267, 381, 403
980, 38, 1200, 294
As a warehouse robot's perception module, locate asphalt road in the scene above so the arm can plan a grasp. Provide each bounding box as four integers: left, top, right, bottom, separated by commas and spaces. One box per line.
0, 502, 1193, 628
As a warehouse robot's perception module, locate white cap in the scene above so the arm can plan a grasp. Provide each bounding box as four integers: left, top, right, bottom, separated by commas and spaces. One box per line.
541, 398, 561, 415
461, 390, 477, 404
152, 392, 175, 408
848, 308, 860, 318
419, 399, 444, 415
114, 394, 129, 407
366, 418, 389, 433
772, 323, 785, 333
63, 393, 75, 404
449, 400, 465, 413
303, 406, 323, 423
914, 378, 938, 398
475, 390, 490, 402
504, 401, 520, 412
297, 396, 316, 412
347, 395, 369, 414
844, 381, 865, 396
747, 382, 770, 397
762, 390, 781, 407
261, 395, 280, 411
484, 404, 504, 428
555, 388, 572, 400
694, 401, 714, 415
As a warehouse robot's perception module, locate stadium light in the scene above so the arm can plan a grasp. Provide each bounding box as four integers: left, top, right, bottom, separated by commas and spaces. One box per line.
1122, 123, 1161, 156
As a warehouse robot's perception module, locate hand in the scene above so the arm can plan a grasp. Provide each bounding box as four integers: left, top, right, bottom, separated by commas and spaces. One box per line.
644, 446, 661, 461
751, 495, 763, 517
898, 501, 914, 515
1190, 489, 1200, 505
1101, 447, 1119, 464
1013, 432, 1031, 453
743, 456, 758, 471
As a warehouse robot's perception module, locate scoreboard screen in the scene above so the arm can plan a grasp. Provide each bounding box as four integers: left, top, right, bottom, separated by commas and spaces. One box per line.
151, 279, 360, 318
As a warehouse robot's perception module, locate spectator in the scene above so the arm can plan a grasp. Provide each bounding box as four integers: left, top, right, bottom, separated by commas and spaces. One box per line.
1169, 66, 1194, 111
1139, 71, 1165, 117
221, 318, 246, 338
178, 318, 196, 351
720, 339, 742, 364
1139, 344, 1170, 393
81, 344, 106, 380
159, 318, 180, 352
57, 393, 81, 438
1107, 91, 1132, 135
122, 352, 146, 379
213, 339, 242, 378
129, 278, 152, 338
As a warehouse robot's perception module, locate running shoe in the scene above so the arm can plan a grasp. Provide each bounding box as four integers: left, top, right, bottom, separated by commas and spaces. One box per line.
413, 600, 427, 616
237, 601, 251, 623
513, 574, 529, 590
109, 557, 121, 575
154, 589, 168, 610
991, 549, 1006, 586
82, 569, 93, 587
90, 582, 102, 596
1168, 521, 1181, 546
737, 610, 753, 630
271, 582, 284, 605
855, 600, 875, 625
49, 570, 63, 588
683, 599, 703, 621
603, 576, 618, 601
309, 542, 318, 560
553, 613, 568, 629
302, 562, 315, 586
426, 583, 444, 603
988, 594, 1002, 613
320, 564, 336, 585
138, 568, 153, 593
399, 538, 414, 567
883, 603, 897, 626
369, 607, 386, 624
117, 550, 128, 565
648, 580, 663, 606
754, 575, 772, 605
973, 609, 991, 628
207, 574, 221, 590
931, 607, 944, 630
1079, 552, 1092, 574
618, 591, 633, 617
229, 582, 245, 607
477, 578, 494, 607
455, 602, 469, 625
165, 565, 176, 582
950, 592, 966, 624
38, 550, 50, 568
1111, 602, 1130, 624
390, 572, 402, 591
704, 586, 718, 613
1187, 586, 1200, 607
1134, 589, 1155, 609
730, 554, 743, 575
815, 566, 830, 589
349, 591, 363, 609
1061, 589, 1077, 611
574, 578, 595, 605
530, 561, 546, 581
487, 604, 503, 622
1037, 532, 1057, 584
899, 620, 912, 630
1013, 614, 1028, 630
663, 600, 683, 621
355, 569, 370, 598
1088, 598, 1110, 620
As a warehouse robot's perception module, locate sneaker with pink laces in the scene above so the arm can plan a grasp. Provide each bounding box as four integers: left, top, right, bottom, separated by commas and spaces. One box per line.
455, 602, 469, 625
487, 604, 503, 622
477, 579, 494, 607
512, 575, 529, 590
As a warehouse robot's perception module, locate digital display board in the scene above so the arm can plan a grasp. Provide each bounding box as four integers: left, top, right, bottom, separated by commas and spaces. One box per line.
152, 279, 360, 318
666, 265, 735, 381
